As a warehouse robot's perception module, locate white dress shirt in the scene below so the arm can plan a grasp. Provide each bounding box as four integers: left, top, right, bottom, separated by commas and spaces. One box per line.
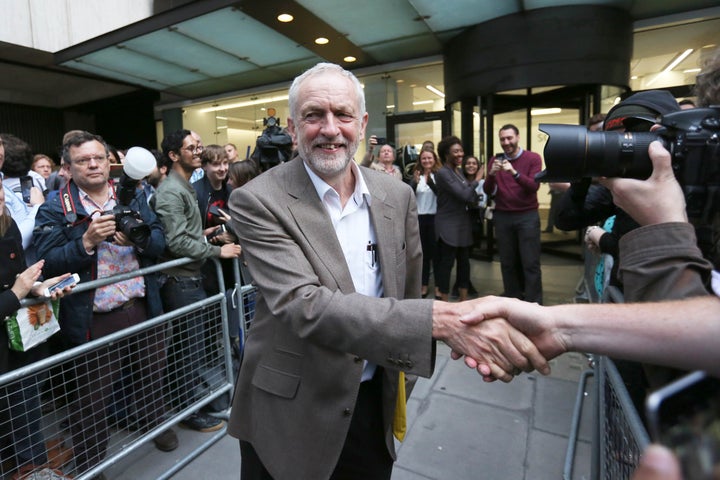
304, 161, 382, 381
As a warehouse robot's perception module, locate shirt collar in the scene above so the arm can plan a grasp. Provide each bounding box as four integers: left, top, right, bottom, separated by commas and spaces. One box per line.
303, 160, 372, 207
507, 147, 524, 161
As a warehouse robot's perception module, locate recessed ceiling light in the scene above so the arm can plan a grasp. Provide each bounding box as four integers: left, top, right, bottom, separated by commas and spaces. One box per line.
344, 56, 357, 63
315, 37, 329, 45
684, 68, 701, 73
631, 75, 638, 80
396, 79, 404, 84
277, 13, 294, 22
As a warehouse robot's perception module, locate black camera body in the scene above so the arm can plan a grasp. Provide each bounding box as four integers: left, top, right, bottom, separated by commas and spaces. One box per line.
538, 107, 720, 219
104, 207, 151, 248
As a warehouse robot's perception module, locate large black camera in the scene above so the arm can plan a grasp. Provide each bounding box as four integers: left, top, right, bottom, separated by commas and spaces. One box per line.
537, 107, 720, 218
104, 207, 151, 248
108, 147, 155, 248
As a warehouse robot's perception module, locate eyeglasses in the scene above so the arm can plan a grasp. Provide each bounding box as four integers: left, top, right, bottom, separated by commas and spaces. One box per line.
183, 145, 204, 155
72, 155, 109, 166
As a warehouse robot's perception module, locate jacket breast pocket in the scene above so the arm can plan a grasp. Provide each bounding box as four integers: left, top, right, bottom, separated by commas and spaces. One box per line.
252, 364, 300, 399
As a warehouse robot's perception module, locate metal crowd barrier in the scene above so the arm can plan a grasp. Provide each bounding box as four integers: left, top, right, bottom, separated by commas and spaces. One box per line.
0, 257, 257, 480
564, 240, 650, 480
594, 356, 650, 480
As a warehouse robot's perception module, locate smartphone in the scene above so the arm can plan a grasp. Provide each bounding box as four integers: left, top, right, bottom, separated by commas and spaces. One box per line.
20, 175, 33, 203
208, 205, 223, 218
206, 224, 226, 241
42, 273, 80, 297
646, 371, 720, 480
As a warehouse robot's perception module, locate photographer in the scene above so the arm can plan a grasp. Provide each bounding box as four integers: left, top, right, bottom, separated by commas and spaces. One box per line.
458, 48, 720, 480
250, 109, 293, 171
33, 131, 178, 474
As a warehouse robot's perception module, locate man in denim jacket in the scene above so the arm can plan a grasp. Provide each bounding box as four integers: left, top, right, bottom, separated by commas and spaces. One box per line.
33, 131, 177, 475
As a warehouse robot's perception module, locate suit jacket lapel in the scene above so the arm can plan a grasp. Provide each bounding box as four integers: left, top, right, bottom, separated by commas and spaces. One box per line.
365, 172, 398, 300
284, 159, 356, 293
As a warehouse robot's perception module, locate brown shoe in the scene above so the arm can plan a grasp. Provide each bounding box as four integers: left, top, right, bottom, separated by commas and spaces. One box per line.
153, 428, 179, 452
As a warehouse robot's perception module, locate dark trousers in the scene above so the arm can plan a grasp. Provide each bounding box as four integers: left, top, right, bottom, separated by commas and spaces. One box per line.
69, 299, 167, 472
493, 210, 543, 304
240, 370, 393, 480
435, 239, 471, 295
418, 214, 439, 288
160, 275, 207, 409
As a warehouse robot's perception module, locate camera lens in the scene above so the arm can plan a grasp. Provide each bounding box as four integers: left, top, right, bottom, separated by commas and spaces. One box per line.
538, 124, 659, 181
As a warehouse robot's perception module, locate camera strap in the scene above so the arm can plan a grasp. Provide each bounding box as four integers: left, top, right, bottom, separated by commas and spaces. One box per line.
59, 185, 78, 226
59, 181, 117, 227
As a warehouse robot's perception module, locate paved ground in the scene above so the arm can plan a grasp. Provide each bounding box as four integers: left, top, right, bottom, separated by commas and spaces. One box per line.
104, 253, 596, 480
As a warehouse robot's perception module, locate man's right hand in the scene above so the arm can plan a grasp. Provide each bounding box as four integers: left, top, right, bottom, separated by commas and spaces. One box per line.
489, 158, 503, 176
82, 213, 116, 252
432, 299, 551, 382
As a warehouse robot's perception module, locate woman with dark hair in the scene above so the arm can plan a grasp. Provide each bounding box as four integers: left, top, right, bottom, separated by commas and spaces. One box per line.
434, 136, 479, 301
0, 133, 46, 199
228, 160, 259, 190
410, 148, 442, 298
462, 154, 487, 244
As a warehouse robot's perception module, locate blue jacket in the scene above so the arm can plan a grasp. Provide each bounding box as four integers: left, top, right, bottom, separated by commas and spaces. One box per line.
33, 181, 166, 345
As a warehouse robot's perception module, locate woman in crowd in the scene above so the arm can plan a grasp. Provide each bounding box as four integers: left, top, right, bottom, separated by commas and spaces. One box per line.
0, 176, 74, 477
107, 145, 123, 165
462, 154, 487, 247
434, 136, 479, 302
0, 133, 46, 197
410, 147, 442, 298
228, 160, 259, 190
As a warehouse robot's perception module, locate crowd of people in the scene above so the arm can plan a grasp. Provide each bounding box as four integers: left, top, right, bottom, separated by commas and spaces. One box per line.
0, 126, 259, 479
0, 47, 718, 479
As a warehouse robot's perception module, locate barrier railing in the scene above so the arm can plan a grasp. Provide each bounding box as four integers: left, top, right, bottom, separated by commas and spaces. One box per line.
565, 240, 650, 480
0, 257, 256, 480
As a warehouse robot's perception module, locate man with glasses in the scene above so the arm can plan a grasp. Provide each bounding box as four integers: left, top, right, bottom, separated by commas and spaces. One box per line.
33, 131, 178, 477
153, 129, 241, 433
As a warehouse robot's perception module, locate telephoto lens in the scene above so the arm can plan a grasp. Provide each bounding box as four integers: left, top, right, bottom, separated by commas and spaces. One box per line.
536, 124, 659, 182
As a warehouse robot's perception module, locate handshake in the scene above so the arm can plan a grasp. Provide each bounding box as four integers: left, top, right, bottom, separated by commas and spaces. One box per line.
437, 294, 720, 382
435, 296, 563, 383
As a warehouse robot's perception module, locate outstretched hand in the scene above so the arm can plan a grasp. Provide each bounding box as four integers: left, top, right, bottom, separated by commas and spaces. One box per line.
451, 296, 568, 379
434, 300, 550, 383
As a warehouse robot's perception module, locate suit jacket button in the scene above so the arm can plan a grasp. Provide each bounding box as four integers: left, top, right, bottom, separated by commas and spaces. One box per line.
354, 356, 362, 363
406, 361, 414, 369
343, 408, 352, 416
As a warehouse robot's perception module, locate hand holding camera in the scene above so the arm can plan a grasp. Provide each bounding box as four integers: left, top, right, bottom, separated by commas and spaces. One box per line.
599, 141, 688, 226
82, 213, 116, 251
489, 155, 504, 176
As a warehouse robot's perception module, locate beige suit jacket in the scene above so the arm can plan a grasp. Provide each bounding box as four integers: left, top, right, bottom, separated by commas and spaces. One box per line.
227, 158, 435, 480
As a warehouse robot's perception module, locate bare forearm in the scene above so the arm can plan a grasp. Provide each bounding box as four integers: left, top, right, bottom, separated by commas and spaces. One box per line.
552, 296, 720, 376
